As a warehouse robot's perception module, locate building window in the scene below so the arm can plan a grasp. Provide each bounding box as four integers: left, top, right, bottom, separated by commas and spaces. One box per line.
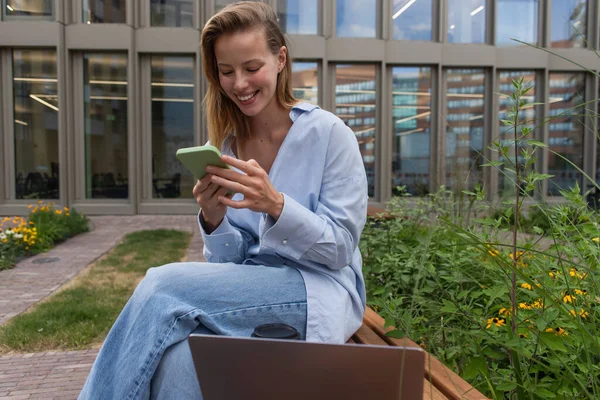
291, 62, 318, 105
3, 0, 53, 19
13, 49, 59, 200
551, 0, 587, 48
496, 0, 538, 46
83, 0, 126, 23
336, 0, 378, 38
447, 0, 486, 44
150, 55, 195, 199
392, 0, 432, 41
150, 0, 193, 27
497, 71, 537, 198
277, 0, 318, 35
445, 68, 485, 190
547, 72, 585, 196
335, 64, 377, 197
83, 53, 128, 199
391, 66, 432, 196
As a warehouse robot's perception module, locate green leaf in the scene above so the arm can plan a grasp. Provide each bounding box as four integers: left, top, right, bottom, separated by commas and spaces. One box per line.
496, 382, 517, 391
462, 356, 487, 380
372, 287, 385, 295
440, 299, 457, 313
524, 139, 548, 148
534, 387, 557, 398
481, 161, 504, 167
540, 332, 568, 353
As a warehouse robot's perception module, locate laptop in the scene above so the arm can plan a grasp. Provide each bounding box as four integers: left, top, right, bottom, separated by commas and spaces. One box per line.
188, 334, 425, 400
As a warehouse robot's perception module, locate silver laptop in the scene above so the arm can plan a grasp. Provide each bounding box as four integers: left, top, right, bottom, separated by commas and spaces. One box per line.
188, 334, 425, 400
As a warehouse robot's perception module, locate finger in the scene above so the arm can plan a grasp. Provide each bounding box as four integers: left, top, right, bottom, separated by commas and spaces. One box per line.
197, 181, 220, 205
221, 155, 263, 176
193, 175, 213, 196
206, 165, 253, 185
211, 175, 247, 195
218, 195, 246, 209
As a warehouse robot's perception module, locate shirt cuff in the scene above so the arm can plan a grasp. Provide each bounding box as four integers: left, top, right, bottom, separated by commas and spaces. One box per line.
197, 211, 242, 257
260, 194, 326, 260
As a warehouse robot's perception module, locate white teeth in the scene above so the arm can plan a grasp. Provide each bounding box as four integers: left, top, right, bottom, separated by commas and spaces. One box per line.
238, 92, 256, 101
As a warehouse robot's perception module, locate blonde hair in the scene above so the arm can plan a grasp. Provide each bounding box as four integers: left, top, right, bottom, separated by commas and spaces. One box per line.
201, 1, 297, 153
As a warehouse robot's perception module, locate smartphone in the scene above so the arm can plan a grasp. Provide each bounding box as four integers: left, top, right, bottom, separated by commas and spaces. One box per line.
176, 145, 230, 180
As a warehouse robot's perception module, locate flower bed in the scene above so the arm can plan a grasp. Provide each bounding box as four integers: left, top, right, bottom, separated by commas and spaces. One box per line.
0, 202, 89, 270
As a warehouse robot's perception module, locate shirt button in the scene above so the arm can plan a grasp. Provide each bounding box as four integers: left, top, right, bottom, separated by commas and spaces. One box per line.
282, 239, 288, 245
224, 243, 231, 247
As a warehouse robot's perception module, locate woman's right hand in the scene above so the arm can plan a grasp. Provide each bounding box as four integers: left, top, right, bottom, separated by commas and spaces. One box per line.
193, 175, 231, 233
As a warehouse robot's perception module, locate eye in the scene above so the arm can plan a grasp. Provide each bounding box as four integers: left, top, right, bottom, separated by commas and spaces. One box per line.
219, 70, 233, 76
247, 67, 260, 73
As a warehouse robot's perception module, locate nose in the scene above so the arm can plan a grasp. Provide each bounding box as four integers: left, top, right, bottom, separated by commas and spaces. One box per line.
233, 72, 248, 92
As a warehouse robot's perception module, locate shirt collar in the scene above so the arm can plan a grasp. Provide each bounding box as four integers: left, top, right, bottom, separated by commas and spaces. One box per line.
289, 102, 319, 122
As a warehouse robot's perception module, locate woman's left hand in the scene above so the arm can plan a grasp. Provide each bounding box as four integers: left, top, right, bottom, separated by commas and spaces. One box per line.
205, 155, 284, 220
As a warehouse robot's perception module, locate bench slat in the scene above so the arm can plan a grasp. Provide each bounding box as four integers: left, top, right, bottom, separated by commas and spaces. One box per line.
363, 307, 488, 400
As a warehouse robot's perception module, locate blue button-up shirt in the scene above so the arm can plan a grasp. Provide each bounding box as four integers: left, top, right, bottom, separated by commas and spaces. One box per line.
198, 102, 368, 343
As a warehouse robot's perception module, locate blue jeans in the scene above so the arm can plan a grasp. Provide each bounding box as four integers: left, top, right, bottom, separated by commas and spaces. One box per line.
78, 262, 307, 400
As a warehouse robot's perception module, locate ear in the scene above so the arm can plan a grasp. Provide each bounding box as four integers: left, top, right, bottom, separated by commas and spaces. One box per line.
277, 46, 287, 72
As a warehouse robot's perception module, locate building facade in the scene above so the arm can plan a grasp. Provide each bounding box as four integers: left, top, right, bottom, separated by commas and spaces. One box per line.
0, 0, 599, 216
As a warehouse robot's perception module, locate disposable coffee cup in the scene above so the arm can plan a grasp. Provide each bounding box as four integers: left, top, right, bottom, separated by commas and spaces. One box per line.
251, 323, 300, 340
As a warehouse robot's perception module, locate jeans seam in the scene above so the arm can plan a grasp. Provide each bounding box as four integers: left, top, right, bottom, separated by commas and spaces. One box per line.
127, 308, 199, 400
207, 301, 307, 318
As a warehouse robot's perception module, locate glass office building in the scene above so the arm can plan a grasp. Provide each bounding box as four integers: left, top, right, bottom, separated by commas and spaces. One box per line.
0, 0, 598, 215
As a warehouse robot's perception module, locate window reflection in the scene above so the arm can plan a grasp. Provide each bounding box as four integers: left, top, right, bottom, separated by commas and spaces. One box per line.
497, 71, 537, 198
448, 0, 485, 44
83, 53, 128, 199
151, 56, 195, 199
277, 0, 318, 35
291, 62, 318, 105
547, 73, 585, 196
13, 49, 59, 200
151, 0, 193, 27
335, 64, 377, 197
497, 0, 538, 46
392, 67, 431, 196
551, 0, 587, 48
336, 0, 378, 38
445, 69, 485, 190
392, 0, 432, 41
83, 0, 126, 23
5, 0, 53, 18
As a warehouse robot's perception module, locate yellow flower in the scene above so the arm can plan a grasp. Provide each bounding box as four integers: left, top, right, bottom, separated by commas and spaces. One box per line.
563, 295, 574, 304
593, 237, 600, 243
519, 302, 530, 310
580, 309, 589, 319
486, 318, 506, 329
546, 327, 568, 336
64, 207, 69, 211
519, 333, 528, 338
488, 249, 499, 257
37, 200, 43, 205
521, 283, 533, 290
55, 210, 62, 215
498, 307, 511, 316
574, 289, 587, 296
27, 204, 33, 209
65, 212, 70, 217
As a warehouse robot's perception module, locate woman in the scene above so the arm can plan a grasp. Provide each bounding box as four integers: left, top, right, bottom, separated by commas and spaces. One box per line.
79, 2, 368, 399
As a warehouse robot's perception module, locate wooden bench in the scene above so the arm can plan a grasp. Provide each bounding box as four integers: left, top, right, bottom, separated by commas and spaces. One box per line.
349, 307, 489, 399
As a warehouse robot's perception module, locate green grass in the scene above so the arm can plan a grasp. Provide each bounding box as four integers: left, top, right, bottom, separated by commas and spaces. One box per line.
0, 229, 191, 353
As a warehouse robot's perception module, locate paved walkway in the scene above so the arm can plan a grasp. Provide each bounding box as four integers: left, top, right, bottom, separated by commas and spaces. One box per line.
0, 215, 205, 399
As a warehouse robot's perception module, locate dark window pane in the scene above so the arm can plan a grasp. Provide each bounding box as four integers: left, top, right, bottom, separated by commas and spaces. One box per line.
292, 62, 318, 105
83, 53, 128, 199
278, 0, 318, 35
13, 49, 59, 200
392, 0, 432, 41
448, 0, 486, 43
151, 55, 195, 199
547, 73, 585, 196
391, 67, 432, 196
336, 0, 378, 38
445, 68, 485, 190
335, 64, 377, 197
83, 0, 126, 23
497, 71, 537, 198
551, 0, 587, 48
497, 0, 538, 46
150, 0, 193, 27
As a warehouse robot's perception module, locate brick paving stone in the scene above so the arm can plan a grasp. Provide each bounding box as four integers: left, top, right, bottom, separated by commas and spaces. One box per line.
0, 215, 205, 398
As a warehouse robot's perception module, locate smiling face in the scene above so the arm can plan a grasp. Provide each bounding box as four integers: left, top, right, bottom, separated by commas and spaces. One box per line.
214, 28, 286, 119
